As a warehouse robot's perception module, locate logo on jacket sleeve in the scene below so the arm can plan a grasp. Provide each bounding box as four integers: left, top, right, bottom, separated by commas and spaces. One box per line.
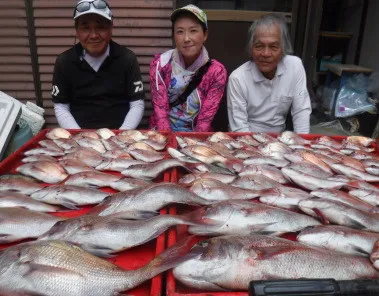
52, 85, 60, 96
133, 81, 143, 93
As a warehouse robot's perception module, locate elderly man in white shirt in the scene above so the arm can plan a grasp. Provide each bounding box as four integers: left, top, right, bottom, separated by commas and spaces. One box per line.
227, 14, 311, 134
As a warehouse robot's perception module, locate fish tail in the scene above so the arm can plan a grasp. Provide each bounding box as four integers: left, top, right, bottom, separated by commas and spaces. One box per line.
133, 235, 199, 286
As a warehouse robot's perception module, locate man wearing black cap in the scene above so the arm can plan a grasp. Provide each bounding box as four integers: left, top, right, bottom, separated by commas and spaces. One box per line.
52, 0, 145, 129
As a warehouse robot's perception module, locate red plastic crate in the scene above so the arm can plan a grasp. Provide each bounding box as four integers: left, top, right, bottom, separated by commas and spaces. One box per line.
165, 131, 378, 296
0, 128, 172, 296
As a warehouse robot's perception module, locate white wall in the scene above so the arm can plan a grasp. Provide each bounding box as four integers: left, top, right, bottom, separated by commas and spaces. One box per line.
360, 0, 379, 71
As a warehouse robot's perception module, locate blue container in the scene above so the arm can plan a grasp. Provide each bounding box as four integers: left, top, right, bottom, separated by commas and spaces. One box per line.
2, 119, 33, 160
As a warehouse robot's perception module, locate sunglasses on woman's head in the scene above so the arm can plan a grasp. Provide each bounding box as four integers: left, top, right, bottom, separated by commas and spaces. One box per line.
73, 0, 111, 17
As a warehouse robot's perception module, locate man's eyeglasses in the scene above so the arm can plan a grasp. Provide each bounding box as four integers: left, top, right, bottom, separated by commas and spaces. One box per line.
74, 0, 111, 17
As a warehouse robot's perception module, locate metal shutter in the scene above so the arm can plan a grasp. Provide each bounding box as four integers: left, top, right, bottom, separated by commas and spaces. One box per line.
0, 0, 36, 105
33, 0, 173, 128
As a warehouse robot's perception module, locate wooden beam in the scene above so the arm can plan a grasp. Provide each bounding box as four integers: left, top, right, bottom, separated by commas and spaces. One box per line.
204, 10, 292, 23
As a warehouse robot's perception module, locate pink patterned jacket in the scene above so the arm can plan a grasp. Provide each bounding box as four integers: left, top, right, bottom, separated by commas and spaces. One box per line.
149, 49, 227, 132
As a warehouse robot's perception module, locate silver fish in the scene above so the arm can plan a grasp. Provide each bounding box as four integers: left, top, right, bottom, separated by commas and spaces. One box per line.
252, 132, 277, 143
103, 149, 132, 159
96, 128, 115, 139
24, 147, 65, 157
189, 178, 261, 201
109, 177, 151, 191
53, 138, 79, 150
22, 154, 57, 163
259, 141, 293, 160
345, 136, 375, 147
121, 159, 191, 180
95, 158, 144, 172
278, 131, 311, 145
61, 148, 107, 167
181, 145, 243, 173
313, 136, 344, 149
40, 214, 194, 257
101, 138, 122, 151
128, 148, 165, 162
76, 137, 106, 154
64, 171, 121, 188
0, 178, 44, 195
16, 161, 68, 184
371, 240, 379, 270
173, 234, 378, 291
297, 225, 379, 256
45, 128, 71, 140
366, 166, 379, 176
119, 130, 148, 141
287, 161, 334, 179
187, 200, 320, 236
167, 147, 199, 163
0, 237, 196, 296
88, 183, 211, 218
31, 185, 110, 209
179, 172, 237, 186
59, 159, 96, 175
243, 156, 289, 168
259, 187, 311, 210
239, 164, 287, 184
311, 189, 375, 213
38, 139, 63, 151
331, 163, 379, 182
298, 198, 379, 232
142, 139, 167, 151
281, 167, 346, 190
0, 191, 60, 212
0, 207, 62, 243
231, 174, 283, 190
349, 189, 379, 207
236, 135, 261, 146
73, 131, 100, 140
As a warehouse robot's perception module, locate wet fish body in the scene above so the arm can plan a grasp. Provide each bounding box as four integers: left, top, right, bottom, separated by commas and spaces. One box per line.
121, 159, 190, 180
0, 207, 62, 243
0, 237, 195, 296
16, 161, 68, 184
0, 191, 60, 212
64, 171, 121, 188
0, 178, 44, 195
40, 214, 194, 256
297, 225, 379, 256
31, 185, 110, 208
88, 183, 211, 218
298, 198, 379, 232
173, 235, 378, 291
281, 167, 346, 190
187, 200, 320, 236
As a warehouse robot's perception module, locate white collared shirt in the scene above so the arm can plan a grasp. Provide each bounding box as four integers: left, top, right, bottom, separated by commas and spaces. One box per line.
227, 55, 311, 134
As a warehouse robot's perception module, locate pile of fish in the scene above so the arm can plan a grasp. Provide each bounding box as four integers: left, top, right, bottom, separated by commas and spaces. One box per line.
166, 131, 379, 291
0, 128, 378, 294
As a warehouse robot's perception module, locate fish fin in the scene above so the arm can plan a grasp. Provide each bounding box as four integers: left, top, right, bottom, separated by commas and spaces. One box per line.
84, 244, 116, 258
248, 245, 294, 261
111, 210, 159, 220
311, 208, 330, 225
147, 235, 199, 270
348, 219, 367, 230
61, 200, 80, 210
247, 223, 277, 235
180, 207, 223, 226
352, 246, 369, 256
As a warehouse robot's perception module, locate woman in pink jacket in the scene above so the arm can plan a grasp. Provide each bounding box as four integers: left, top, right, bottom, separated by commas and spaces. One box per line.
149, 5, 227, 132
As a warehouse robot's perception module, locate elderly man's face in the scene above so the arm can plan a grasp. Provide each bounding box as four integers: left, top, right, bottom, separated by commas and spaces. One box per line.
76, 14, 112, 57
252, 24, 282, 80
